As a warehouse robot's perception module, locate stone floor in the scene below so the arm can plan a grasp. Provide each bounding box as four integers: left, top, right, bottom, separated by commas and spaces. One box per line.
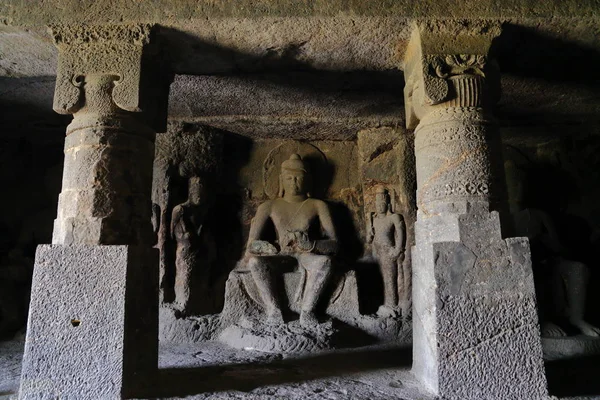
150, 341, 426, 400
0, 334, 23, 399
2, 332, 600, 399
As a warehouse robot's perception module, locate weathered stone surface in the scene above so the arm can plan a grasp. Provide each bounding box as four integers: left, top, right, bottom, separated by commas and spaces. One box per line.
366, 187, 407, 319
2, 1, 598, 26
154, 123, 223, 180
357, 127, 416, 230
236, 140, 359, 201
219, 318, 338, 354
168, 74, 404, 140
19, 244, 158, 400
1, 9, 600, 400
232, 139, 363, 259
159, 307, 220, 344
50, 24, 152, 115
53, 120, 155, 245
413, 222, 547, 398
19, 22, 163, 400
2, 15, 600, 138
222, 269, 359, 326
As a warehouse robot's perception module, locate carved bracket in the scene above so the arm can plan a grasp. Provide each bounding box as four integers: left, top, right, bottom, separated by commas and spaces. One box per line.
50, 24, 153, 115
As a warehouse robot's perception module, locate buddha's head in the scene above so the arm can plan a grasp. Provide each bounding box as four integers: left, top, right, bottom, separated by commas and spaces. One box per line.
375, 186, 390, 214
278, 154, 311, 198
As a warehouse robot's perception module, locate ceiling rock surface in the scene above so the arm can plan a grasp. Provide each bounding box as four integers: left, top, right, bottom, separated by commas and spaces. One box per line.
0, 2, 598, 139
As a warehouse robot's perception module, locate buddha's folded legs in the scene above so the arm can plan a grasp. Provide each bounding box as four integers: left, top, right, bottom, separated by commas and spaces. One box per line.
248, 255, 292, 324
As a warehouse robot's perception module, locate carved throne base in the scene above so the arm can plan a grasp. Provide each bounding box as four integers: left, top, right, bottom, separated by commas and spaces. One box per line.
159, 265, 412, 347
217, 266, 411, 352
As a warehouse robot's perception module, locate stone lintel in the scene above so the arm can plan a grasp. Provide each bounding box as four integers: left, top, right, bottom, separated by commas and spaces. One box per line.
403, 21, 501, 129
19, 244, 158, 399
50, 24, 154, 116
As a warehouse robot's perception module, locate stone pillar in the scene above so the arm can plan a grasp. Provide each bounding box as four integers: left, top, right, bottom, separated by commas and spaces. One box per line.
20, 25, 160, 400
403, 22, 548, 399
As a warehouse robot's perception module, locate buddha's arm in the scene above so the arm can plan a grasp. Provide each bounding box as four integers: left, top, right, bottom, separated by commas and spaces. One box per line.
314, 201, 339, 255
248, 202, 271, 243
539, 210, 565, 254
170, 206, 184, 240
366, 212, 375, 244
246, 202, 278, 255
392, 214, 406, 257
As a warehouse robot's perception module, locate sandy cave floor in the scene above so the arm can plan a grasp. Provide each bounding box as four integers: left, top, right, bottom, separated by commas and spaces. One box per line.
0, 332, 429, 400
2, 333, 600, 399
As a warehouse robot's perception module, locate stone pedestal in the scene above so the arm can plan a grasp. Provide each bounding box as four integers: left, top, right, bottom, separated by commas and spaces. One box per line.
403, 22, 548, 399
213, 265, 410, 351
412, 207, 547, 398
19, 245, 158, 399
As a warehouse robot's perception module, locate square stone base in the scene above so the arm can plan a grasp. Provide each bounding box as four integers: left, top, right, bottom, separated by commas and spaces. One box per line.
412, 210, 548, 399
19, 245, 158, 400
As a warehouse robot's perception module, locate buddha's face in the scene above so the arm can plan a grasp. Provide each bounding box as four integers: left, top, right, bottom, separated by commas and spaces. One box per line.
281, 169, 306, 196
375, 193, 388, 214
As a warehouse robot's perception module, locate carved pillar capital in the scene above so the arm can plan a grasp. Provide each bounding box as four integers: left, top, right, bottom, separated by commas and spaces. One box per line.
402, 21, 504, 211
403, 21, 501, 129
50, 24, 153, 117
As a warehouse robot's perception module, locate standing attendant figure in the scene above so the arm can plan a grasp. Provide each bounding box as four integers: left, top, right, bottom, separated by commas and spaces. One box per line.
367, 186, 406, 319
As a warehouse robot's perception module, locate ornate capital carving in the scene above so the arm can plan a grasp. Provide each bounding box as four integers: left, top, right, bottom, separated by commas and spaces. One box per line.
50, 24, 153, 115
429, 54, 487, 79
403, 21, 501, 129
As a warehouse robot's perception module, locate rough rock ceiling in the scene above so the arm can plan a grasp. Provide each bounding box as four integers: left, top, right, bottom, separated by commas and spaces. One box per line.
1, 1, 598, 23
0, 5, 599, 140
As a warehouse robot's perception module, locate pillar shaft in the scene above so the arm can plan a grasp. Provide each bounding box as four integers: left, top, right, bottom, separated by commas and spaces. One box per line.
53, 74, 155, 245
404, 22, 547, 399
414, 76, 495, 212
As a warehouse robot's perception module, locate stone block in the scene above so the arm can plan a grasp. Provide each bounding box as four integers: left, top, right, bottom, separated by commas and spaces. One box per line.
412, 226, 548, 399
19, 244, 158, 400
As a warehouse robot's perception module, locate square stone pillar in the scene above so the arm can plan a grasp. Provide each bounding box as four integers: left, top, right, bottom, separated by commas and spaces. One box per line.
19, 25, 163, 400
403, 22, 548, 399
